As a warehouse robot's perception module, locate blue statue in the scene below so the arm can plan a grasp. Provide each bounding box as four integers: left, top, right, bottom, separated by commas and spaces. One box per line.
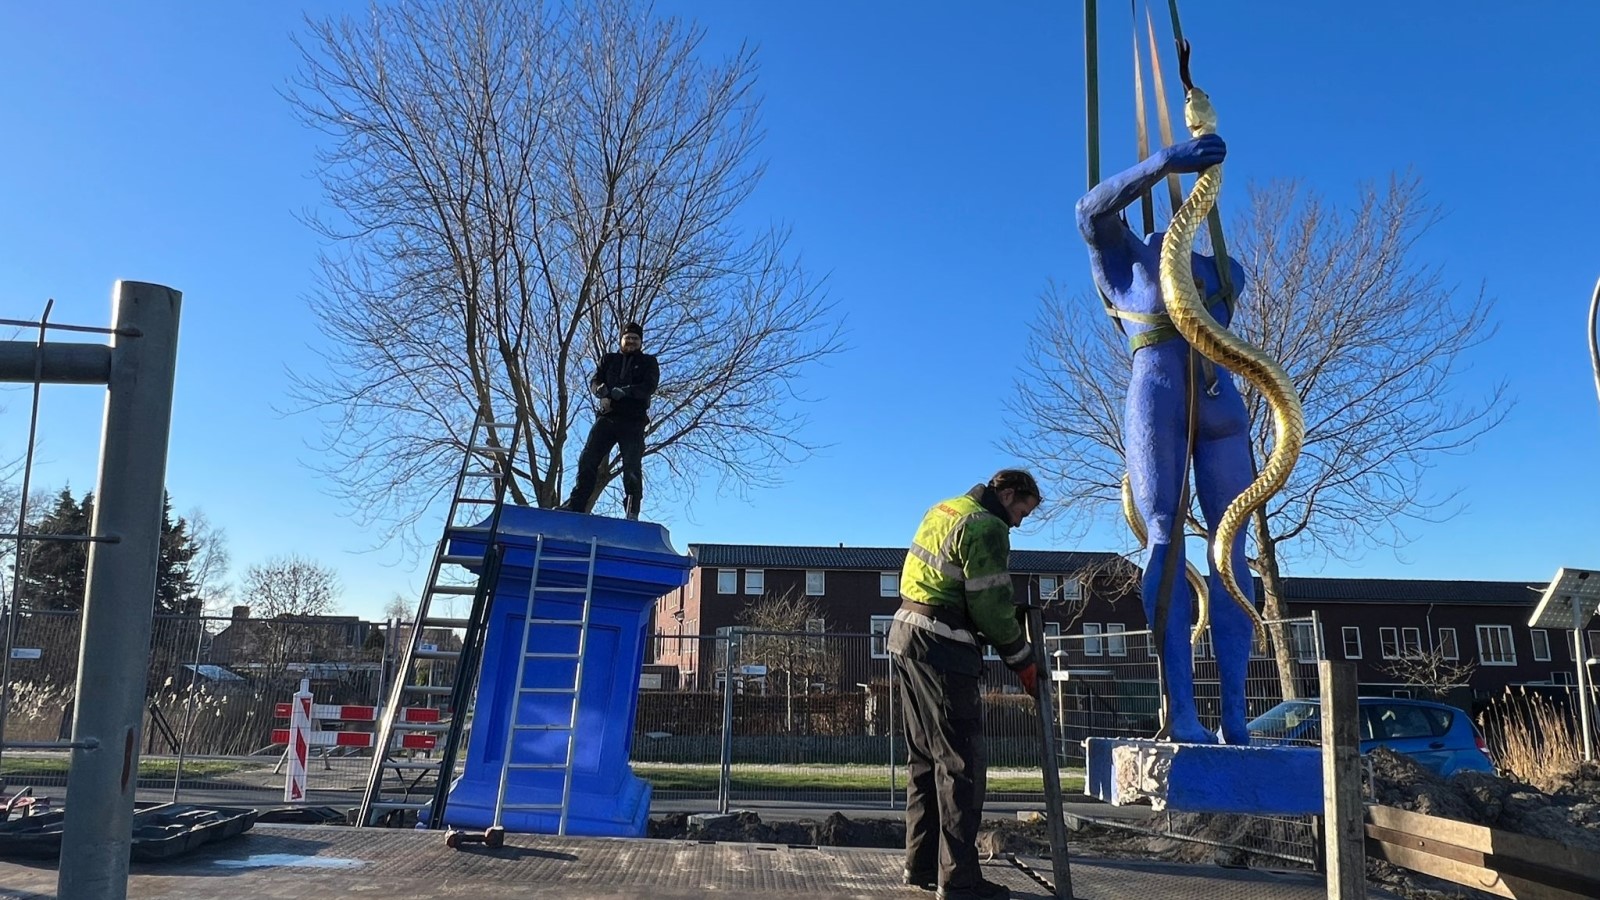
1075, 133, 1261, 746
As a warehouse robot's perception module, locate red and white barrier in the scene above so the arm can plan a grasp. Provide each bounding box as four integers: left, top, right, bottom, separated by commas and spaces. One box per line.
273, 684, 440, 802
283, 679, 313, 802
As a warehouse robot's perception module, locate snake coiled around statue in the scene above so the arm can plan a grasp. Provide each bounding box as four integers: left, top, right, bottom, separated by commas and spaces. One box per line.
1121, 474, 1211, 640
1157, 43, 1302, 631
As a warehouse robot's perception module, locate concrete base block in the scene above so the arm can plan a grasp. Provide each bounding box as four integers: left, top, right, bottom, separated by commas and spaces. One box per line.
1085, 737, 1322, 815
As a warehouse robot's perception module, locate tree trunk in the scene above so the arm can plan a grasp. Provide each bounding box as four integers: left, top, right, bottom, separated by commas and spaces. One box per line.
1253, 509, 1300, 701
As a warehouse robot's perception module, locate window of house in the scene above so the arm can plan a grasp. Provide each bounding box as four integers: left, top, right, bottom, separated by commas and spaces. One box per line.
1194, 629, 1213, 660
1476, 625, 1516, 665
1083, 623, 1103, 657
804, 617, 826, 634
1106, 622, 1127, 657
1552, 671, 1575, 687
1292, 622, 1320, 662
1401, 627, 1422, 658
1039, 576, 1058, 601
717, 569, 737, 595
869, 616, 894, 659
1044, 621, 1062, 638
1251, 629, 1268, 659
744, 569, 764, 595
1531, 628, 1551, 662
879, 572, 899, 598
1342, 627, 1362, 659
1060, 578, 1081, 601
1379, 627, 1400, 660
982, 641, 1001, 661
1589, 631, 1600, 659
1391, 689, 1413, 699
805, 570, 825, 596
1438, 628, 1459, 660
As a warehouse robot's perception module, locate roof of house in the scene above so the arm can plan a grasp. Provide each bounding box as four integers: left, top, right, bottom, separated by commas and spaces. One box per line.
688, 543, 1126, 574
1282, 577, 1546, 607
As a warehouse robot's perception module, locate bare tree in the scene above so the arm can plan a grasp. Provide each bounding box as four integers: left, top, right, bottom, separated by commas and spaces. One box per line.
184, 507, 232, 616
1383, 646, 1478, 702
239, 554, 343, 671
241, 555, 342, 618
1008, 176, 1508, 698
285, 0, 841, 545
736, 588, 839, 730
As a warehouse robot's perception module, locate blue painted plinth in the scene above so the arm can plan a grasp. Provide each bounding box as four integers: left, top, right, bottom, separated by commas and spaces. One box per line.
434, 506, 693, 837
1085, 737, 1323, 815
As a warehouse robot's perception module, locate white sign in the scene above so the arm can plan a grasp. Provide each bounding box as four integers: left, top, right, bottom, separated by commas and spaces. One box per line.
639, 672, 663, 690
9, 648, 41, 660
420, 643, 438, 653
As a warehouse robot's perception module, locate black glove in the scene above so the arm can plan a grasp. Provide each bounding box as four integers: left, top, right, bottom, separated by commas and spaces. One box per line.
610, 387, 627, 400
592, 383, 608, 398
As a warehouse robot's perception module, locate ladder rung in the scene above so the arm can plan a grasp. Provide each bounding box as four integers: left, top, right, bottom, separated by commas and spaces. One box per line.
453, 525, 494, 534
482, 421, 518, 429
422, 617, 470, 629
404, 684, 452, 695
506, 763, 569, 771
370, 801, 431, 811
383, 760, 443, 771
519, 687, 577, 695
395, 722, 450, 733
527, 618, 586, 627
461, 471, 503, 479
501, 802, 564, 811
523, 652, 581, 660
454, 497, 498, 505
535, 587, 589, 594
469, 445, 508, 455
417, 649, 460, 661
440, 554, 483, 566
513, 724, 571, 732
430, 584, 480, 596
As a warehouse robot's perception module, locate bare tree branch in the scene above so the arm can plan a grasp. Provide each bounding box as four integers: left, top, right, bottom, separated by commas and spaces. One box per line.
283, 0, 842, 553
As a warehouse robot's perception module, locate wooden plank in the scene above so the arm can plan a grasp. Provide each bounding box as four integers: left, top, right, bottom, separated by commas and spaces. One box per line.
1367, 837, 1593, 900
1367, 805, 1600, 884
1320, 660, 1365, 899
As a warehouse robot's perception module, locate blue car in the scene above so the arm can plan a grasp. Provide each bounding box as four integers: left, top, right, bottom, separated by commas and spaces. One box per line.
1246, 696, 1495, 777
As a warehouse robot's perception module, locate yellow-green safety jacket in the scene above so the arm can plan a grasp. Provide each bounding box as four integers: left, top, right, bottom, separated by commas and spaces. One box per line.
895, 486, 1032, 670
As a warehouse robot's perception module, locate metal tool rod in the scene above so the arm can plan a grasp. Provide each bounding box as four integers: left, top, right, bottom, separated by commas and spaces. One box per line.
58, 281, 182, 900
1026, 604, 1074, 899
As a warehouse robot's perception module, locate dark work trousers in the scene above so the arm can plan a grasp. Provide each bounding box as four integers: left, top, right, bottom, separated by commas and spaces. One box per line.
892, 644, 986, 889
564, 414, 646, 511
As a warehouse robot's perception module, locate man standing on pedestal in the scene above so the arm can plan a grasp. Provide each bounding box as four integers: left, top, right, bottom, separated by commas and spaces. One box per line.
560, 321, 659, 520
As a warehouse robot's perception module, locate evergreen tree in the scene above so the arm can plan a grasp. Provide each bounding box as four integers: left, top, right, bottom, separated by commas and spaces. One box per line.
156, 494, 202, 615
18, 488, 91, 610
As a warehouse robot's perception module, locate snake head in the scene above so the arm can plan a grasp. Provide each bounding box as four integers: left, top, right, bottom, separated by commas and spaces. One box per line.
1176, 39, 1218, 136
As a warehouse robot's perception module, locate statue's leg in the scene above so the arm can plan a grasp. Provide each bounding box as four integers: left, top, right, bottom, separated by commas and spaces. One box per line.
1193, 379, 1260, 746
1126, 353, 1213, 744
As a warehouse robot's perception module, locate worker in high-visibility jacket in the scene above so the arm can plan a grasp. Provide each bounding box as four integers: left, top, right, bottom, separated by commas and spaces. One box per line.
887, 469, 1043, 900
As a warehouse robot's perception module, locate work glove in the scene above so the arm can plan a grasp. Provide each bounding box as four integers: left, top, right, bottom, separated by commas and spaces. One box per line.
592, 383, 608, 398
610, 387, 627, 400
1016, 661, 1040, 700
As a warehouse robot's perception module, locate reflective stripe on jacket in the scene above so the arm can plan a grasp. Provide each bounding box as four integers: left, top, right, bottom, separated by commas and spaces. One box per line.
898, 490, 1031, 669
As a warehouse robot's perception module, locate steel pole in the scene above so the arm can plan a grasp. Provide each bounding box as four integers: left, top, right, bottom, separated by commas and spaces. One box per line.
1576, 601, 1594, 762
1026, 605, 1074, 899
717, 634, 735, 814
58, 281, 181, 900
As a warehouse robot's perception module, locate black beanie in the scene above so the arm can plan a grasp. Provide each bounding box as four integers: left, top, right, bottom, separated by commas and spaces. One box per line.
624, 321, 643, 337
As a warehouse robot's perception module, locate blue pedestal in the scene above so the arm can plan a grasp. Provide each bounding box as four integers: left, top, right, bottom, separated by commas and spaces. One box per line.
436, 506, 693, 837
1085, 737, 1323, 815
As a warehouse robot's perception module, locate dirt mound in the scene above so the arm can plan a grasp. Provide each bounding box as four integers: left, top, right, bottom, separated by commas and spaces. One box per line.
647, 811, 903, 848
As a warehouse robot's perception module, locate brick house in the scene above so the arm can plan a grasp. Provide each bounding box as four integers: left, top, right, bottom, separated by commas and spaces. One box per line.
1275, 577, 1600, 702
647, 545, 1599, 706
647, 543, 1143, 688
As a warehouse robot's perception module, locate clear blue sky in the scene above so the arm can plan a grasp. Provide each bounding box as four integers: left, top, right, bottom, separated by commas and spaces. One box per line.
3, 2, 1598, 621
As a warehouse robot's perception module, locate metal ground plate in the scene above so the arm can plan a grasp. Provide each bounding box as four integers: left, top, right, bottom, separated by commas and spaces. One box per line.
0, 823, 1357, 898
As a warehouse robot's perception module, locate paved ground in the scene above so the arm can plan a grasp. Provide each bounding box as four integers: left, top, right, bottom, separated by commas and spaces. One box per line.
0, 822, 1356, 899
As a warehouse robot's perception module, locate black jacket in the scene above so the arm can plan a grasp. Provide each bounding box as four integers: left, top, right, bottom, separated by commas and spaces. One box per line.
591, 351, 660, 420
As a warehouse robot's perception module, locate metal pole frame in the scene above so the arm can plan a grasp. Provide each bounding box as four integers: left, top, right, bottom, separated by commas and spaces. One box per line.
1025, 604, 1074, 899
0, 282, 184, 900
717, 631, 736, 814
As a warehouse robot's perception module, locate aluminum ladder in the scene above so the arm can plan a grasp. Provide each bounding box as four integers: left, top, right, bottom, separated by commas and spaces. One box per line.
356, 415, 521, 827
489, 534, 598, 836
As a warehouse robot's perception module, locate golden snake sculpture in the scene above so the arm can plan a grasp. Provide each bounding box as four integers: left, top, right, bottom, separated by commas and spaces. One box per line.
1149, 41, 1303, 635
1121, 473, 1212, 640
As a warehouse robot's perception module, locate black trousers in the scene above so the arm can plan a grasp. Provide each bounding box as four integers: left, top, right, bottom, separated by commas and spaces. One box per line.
564, 415, 645, 510
893, 641, 986, 889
